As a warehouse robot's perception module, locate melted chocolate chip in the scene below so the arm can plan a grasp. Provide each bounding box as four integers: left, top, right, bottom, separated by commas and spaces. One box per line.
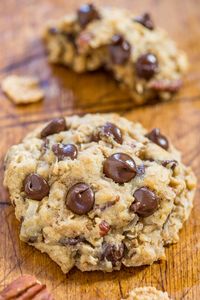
41, 117, 67, 138
108, 35, 131, 65
77, 4, 100, 28
93, 122, 123, 144
134, 13, 154, 30
130, 187, 158, 217
102, 243, 124, 265
59, 236, 85, 246
99, 220, 110, 237
24, 174, 50, 201
162, 159, 178, 170
135, 53, 158, 80
52, 143, 78, 161
146, 128, 169, 150
103, 153, 137, 184
66, 183, 94, 215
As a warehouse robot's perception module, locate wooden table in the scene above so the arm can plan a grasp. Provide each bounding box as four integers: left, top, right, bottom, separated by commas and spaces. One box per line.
0, 1, 200, 299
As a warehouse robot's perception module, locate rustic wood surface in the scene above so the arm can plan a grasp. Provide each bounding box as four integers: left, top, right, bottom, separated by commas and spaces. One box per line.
0, 0, 200, 299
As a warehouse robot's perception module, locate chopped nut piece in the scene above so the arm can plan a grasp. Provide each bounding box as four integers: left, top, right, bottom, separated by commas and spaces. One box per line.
0, 274, 54, 300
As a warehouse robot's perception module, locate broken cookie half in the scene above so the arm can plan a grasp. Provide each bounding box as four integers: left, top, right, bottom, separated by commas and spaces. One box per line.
44, 4, 188, 105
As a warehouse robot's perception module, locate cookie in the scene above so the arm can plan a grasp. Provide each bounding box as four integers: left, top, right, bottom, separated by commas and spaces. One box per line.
4, 114, 196, 273
44, 5, 188, 104
1, 75, 44, 105
122, 286, 171, 300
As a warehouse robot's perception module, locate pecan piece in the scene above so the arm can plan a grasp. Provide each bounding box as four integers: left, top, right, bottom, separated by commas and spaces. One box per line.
76, 32, 94, 52
148, 79, 182, 93
0, 274, 54, 300
99, 220, 110, 237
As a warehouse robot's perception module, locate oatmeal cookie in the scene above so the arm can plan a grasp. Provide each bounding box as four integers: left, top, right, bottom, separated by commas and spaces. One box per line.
4, 114, 196, 273
44, 4, 188, 104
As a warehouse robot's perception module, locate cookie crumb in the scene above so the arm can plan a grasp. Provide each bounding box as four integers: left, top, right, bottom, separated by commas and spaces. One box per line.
1, 75, 44, 104
123, 286, 171, 300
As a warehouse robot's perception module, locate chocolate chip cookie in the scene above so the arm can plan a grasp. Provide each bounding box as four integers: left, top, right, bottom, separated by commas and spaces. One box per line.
44, 5, 188, 104
4, 114, 196, 273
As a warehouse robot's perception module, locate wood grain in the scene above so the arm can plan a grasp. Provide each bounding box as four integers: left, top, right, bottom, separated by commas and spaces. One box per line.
0, 0, 200, 299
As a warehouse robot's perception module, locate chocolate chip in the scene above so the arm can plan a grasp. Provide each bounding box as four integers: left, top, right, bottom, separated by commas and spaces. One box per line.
52, 143, 78, 161
66, 183, 95, 215
60, 32, 77, 48
103, 153, 137, 184
48, 27, 59, 35
59, 236, 85, 246
41, 117, 67, 138
135, 53, 158, 80
134, 13, 154, 30
99, 220, 110, 237
28, 236, 38, 244
24, 174, 50, 201
61, 32, 75, 42
92, 122, 123, 144
146, 128, 169, 150
130, 187, 158, 217
108, 35, 131, 65
77, 4, 100, 28
162, 160, 178, 170
102, 243, 124, 265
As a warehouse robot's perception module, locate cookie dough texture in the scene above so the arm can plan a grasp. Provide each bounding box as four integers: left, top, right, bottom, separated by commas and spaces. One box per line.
4, 114, 196, 273
1, 75, 44, 104
123, 286, 171, 300
44, 5, 188, 104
